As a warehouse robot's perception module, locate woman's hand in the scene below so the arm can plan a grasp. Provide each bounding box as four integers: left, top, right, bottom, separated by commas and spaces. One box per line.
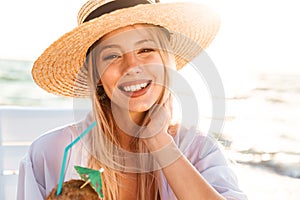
141, 96, 176, 151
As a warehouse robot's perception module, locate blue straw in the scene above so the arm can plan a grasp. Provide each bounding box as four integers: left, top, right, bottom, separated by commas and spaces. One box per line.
56, 121, 97, 195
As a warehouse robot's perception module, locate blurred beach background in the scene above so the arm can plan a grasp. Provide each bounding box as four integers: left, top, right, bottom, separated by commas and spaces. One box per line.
1, 0, 300, 199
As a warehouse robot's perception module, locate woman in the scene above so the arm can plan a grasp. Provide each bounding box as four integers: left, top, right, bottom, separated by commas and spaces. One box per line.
17, 0, 247, 199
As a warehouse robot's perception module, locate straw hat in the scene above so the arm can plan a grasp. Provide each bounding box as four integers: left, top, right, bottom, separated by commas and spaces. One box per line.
32, 0, 220, 97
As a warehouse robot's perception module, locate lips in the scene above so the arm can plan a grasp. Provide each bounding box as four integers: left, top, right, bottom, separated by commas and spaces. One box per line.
118, 80, 152, 97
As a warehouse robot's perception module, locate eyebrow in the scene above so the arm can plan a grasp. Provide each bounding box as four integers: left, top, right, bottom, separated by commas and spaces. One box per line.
135, 39, 156, 45
98, 44, 120, 53
98, 39, 156, 53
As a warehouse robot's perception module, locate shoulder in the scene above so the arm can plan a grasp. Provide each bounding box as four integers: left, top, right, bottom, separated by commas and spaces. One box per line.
28, 123, 77, 177
29, 124, 74, 158
175, 126, 227, 166
175, 126, 221, 153
28, 113, 94, 171
29, 113, 93, 159
25, 123, 77, 190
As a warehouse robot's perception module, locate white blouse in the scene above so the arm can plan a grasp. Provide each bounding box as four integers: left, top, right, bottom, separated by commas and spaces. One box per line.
17, 114, 247, 200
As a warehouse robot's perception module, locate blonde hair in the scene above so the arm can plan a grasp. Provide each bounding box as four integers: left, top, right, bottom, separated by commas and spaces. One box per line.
85, 24, 175, 200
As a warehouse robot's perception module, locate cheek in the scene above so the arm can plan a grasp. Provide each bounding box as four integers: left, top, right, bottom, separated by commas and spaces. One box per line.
100, 70, 119, 95
149, 65, 165, 85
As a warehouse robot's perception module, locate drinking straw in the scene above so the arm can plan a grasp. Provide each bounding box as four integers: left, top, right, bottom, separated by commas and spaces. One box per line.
56, 121, 97, 195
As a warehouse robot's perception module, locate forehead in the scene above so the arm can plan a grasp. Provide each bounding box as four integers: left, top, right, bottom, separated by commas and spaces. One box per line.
99, 25, 158, 45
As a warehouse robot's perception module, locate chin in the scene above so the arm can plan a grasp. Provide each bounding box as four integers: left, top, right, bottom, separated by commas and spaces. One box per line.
128, 102, 153, 113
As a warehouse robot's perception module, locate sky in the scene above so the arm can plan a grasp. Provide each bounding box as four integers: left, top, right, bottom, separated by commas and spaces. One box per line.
0, 0, 300, 75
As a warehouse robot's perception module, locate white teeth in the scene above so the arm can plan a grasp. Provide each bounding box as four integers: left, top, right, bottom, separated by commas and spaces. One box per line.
130, 85, 136, 91
123, 82, 148, 92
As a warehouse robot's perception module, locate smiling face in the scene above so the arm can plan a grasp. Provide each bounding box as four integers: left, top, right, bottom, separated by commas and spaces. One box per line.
94, 25, 170, 119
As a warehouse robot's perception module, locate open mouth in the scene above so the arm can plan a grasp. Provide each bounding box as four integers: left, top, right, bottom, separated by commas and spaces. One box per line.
118, 80, 152, 97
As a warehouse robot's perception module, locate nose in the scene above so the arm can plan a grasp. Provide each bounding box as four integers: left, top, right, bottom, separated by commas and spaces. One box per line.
123, 51, 142, 75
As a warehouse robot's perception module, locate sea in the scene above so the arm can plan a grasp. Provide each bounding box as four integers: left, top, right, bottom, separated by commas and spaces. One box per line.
0, 59, 73, 107
1, 59, 300, 179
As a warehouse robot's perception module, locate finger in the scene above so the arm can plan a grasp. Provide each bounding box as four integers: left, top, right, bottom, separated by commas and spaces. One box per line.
167, 123, 179, 137
163, 94, 173, 117
141, 103, 170, 138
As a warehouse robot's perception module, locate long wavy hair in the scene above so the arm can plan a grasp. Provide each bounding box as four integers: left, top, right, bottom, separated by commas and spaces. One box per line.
84, 24, 175, 200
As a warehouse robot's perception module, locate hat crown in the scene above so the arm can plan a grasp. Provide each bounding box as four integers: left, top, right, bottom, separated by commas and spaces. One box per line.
77, 0, 153, 25
77, 0, 113, 25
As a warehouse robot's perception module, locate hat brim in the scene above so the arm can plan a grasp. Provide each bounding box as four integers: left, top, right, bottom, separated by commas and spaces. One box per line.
32, 2, 220, 97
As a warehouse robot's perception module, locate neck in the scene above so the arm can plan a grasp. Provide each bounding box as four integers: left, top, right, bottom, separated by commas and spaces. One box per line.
112, 104, 146, 150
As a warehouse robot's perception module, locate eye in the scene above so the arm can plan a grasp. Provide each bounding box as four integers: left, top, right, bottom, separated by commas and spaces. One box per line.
102, 54, 120, 61
138, 48, 155, 54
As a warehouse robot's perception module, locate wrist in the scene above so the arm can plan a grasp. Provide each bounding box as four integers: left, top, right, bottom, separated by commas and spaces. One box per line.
150, 138, 183, 168
143, 131, 173, 151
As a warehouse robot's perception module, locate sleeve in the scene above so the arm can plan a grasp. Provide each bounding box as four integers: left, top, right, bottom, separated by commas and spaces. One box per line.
182, 134, 248, 200
16, 154, 45, 200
